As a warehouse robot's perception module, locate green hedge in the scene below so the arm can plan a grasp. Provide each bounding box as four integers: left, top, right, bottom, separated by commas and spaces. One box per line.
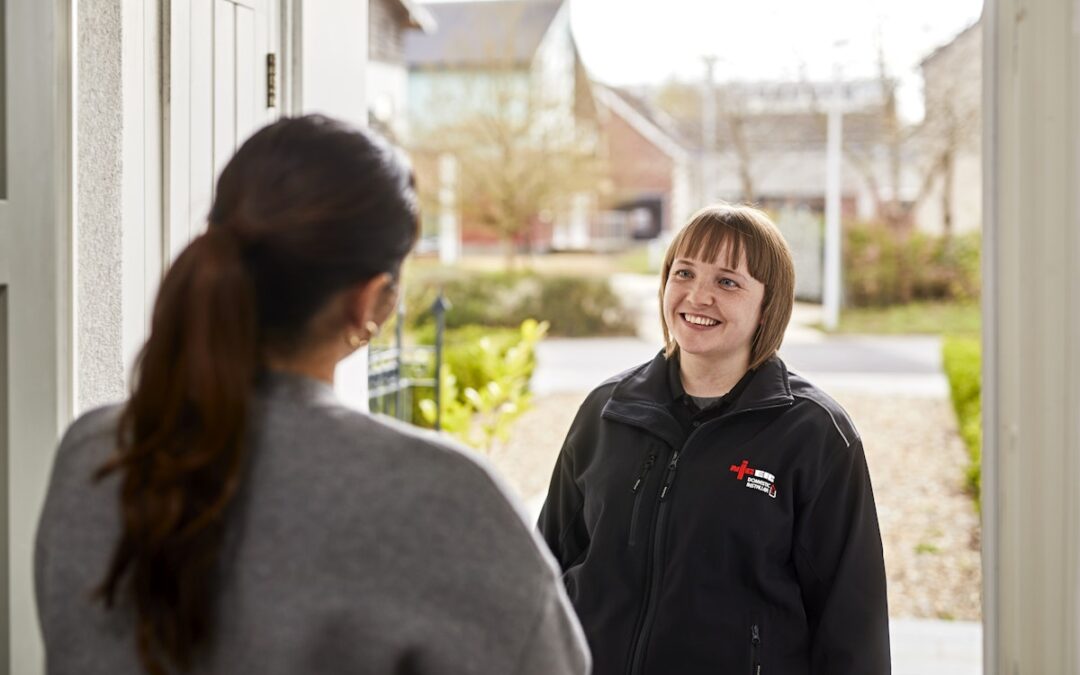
404, 271, 636, 337
845, 224, 980, 307
942, 336, 982, 509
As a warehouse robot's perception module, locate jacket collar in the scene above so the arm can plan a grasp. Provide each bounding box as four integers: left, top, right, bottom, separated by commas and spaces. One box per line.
601, 351, 794, 447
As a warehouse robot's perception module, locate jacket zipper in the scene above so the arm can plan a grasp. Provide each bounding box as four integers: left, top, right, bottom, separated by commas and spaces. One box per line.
750, 623, 761, 675
628, 453, 657, 548
621, 403, 789, 675
626, 450, 680, 675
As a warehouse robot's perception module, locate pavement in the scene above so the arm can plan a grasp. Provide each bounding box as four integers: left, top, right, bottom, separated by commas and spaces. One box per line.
532, 275, 981, 674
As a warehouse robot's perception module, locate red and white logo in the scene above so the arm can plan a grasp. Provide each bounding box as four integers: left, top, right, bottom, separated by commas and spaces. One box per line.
729, 459, 777, 499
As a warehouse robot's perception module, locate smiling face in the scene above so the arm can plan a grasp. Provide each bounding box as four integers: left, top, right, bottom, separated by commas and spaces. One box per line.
662, 245, 766, 369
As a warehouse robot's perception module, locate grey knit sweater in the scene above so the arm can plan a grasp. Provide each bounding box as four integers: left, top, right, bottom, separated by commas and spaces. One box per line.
35, 372, 590, 675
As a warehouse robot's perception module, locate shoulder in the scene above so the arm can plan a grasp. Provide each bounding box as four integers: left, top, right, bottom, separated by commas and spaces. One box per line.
785, 369, 860, 449
561, 357, 654, 435
60, 404, 122, 450
277, 400, 559, 569
51, 404, 124, 480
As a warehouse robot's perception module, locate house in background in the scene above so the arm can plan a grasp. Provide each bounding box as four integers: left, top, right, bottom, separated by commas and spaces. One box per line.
914, 20, 982, 236
643, 78, 918, 222
403, 0, 605, 252
592, 84, 693, 241
368, 0, 436, 140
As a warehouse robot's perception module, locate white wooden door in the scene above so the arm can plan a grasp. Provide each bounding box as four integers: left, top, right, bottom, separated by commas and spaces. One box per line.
168, 0, 280, 259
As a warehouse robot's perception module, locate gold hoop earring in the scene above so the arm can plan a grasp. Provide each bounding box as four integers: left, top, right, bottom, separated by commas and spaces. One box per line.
364, 320, 380, 338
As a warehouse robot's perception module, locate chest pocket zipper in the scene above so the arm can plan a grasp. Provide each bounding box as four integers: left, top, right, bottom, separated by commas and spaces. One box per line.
628, 453, 656, 547
750, 623, 762, 675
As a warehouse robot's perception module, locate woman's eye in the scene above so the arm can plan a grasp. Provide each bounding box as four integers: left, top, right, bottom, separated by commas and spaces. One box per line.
719, 278, 739, 288
673, 269, 693, 279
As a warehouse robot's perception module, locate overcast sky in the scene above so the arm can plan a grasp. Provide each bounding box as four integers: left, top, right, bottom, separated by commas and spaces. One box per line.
423, 0, 985, 121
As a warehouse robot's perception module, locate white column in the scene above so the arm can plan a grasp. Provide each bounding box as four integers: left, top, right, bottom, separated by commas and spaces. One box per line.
822, 72, 844, 331
293, 0, 370, 407
438, 153, 460, 265
983, 0, 1080, 672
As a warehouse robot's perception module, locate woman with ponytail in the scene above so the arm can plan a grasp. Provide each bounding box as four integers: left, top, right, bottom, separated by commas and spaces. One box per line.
35, 115, 589, 675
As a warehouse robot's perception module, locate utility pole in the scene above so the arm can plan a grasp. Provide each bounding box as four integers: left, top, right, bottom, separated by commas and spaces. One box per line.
822, 61, 845, 331
701, 56, 718, 205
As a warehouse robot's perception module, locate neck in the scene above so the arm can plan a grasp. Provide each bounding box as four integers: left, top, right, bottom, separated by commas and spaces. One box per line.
678, 350, 751, 397
264, 343, 344, 385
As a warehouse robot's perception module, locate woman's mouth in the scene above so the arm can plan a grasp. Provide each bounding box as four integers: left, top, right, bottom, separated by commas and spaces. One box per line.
681, 313, 720, 327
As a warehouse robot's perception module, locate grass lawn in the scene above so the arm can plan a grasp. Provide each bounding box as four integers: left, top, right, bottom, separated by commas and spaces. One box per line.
821, 301, 981, 337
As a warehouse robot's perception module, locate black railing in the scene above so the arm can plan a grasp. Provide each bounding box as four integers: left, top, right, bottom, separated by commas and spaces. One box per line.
367, 291, 448, 429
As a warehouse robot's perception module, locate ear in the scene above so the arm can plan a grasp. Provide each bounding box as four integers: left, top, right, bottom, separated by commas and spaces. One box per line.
343, 272, 396, 332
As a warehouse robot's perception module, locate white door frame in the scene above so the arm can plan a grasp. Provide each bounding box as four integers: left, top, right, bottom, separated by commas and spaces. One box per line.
982, 0, 1080, 672
2, 0, 74, 672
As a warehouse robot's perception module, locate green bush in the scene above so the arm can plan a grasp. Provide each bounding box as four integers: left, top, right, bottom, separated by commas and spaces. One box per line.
404, 270, 636, 337
942, 336, 982, 509
844, 223, 980, 307
416, 319, 549, 452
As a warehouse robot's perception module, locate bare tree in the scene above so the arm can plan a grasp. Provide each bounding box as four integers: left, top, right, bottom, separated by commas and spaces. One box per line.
410, 67, 604, 267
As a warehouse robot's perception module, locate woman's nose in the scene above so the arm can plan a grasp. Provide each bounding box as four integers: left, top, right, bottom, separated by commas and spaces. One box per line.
686, 279, 714, 306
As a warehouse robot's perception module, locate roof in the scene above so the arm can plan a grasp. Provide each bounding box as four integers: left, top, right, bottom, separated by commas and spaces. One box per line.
405, 0, 563, 68
392, 0, 437, 32
594, 84, 691, 161
919, 18, 982, 68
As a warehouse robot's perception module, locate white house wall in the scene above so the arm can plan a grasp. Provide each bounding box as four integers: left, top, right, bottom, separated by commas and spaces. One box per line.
75, 0, 164, 413
530, 2, 574, 133
914, 151, 982, 236
77, 1, 127, 409
297, 0, 368, 127
408, 70, 531, 135
368, 59, 409, 138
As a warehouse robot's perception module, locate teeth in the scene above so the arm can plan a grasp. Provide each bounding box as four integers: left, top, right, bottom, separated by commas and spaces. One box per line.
684, 314, 719, 326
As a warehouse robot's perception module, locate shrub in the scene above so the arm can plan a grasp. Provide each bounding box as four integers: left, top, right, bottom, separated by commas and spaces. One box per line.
405, 270, 636, 337
942, 336, 982, 509
844, 223, 980, 307
417, 319, 549, 452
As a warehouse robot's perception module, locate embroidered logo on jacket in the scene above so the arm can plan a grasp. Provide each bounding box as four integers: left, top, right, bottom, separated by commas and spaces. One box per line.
729, 459, 777, 499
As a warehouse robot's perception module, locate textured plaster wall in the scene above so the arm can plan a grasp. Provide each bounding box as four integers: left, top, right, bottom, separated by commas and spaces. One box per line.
77, 0, 126, 409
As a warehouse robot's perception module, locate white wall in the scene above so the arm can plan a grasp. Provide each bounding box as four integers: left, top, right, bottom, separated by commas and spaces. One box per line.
297, 0, 368, 127
368, 59, 408, 137
293, 0, 370, 405
983, 0, 1080, 671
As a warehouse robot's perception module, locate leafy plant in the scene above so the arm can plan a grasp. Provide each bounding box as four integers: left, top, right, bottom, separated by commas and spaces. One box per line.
418, 319, 549, 453
943, 336, 982, 509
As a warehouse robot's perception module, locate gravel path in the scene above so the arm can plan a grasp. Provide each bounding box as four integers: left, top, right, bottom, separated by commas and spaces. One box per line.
487, 388, 982, 622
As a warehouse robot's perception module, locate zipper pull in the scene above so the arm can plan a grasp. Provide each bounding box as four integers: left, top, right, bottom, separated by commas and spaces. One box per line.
751, 624, 761, 645
631, 454, 656, 492
659, 451, 681, 500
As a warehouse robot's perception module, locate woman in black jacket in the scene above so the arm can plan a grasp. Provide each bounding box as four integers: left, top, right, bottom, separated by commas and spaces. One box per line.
539, 204, 890, 675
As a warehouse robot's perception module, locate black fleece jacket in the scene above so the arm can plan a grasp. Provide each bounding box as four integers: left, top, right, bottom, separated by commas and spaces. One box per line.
538, 353, 890, 675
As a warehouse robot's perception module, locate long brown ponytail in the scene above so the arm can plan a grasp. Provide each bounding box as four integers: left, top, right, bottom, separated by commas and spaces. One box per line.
95, 115, 418, 674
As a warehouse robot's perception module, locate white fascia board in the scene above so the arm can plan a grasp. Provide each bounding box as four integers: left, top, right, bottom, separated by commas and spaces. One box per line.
594, 85, 690, 163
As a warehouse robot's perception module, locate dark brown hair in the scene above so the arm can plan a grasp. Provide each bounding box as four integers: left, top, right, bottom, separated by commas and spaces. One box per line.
95, 115, 418, 674
659, 203, 795, 370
